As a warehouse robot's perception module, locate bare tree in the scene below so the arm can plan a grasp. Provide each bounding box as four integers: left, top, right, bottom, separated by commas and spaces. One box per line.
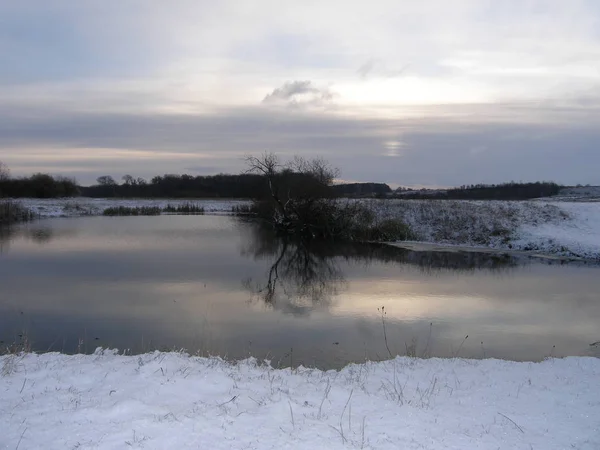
244, 152, 410, 241
289, 156, 339, 186
0, 161, 10, 181
244, 152, 288, 223
122, 174, 135, 186
96, 175, 116, 186
244, 153, 351, 238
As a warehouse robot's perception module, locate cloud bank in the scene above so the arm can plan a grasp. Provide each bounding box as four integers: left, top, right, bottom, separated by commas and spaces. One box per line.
0, 0, 599, 186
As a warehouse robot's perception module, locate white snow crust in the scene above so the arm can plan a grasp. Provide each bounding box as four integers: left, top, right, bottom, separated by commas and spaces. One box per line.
1, 351, 599, 450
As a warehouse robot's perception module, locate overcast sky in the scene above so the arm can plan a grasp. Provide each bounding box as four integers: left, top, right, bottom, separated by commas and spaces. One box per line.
1, 1, 599, 187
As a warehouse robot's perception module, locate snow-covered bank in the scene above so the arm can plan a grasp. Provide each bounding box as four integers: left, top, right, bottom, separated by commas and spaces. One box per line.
513, 202, 600, 259
368, 200, 600, 260
10, 198, 600, 259
1, 352, 598, 450
16, 198, 251, 218
555, 185, 600, 201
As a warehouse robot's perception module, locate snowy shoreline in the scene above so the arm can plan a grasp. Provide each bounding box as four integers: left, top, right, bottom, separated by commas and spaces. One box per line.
7, 197, 600, 261
15, 197, 251, 217
367, 199, 600, 261
1, 351, 598, 449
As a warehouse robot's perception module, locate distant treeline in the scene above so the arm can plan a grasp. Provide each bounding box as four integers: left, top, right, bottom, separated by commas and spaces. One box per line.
82, 174, 270, 198
0, 174, 79, 198
395, 182, 562, 200
83, 173, 395, 199
0, 168, 394, 199
332, 182, 391, 197
0, 162, 562, 201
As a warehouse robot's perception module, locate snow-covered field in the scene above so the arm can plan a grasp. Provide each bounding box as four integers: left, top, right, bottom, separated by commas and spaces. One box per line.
513, 202, 600, 260
555, 186, 600, 201
16, 198, 251, 218
367, 199, 600, 260
1, 351, 598, 450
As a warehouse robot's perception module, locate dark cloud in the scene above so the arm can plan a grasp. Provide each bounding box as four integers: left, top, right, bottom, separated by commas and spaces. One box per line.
262, 80, 335, 108
357, 59, 377, 79
357, 59, 409, 79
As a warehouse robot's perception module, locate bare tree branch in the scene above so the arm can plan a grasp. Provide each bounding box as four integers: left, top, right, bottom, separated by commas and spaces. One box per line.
0, 161, 10, 182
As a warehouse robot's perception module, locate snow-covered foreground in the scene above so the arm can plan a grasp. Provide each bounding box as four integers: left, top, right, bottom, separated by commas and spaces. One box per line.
368, 199, 600, 260
1, 352, 599, 450
17, 198, 251, 218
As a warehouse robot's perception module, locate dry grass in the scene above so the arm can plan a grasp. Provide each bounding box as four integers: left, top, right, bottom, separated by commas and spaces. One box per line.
0, 201, 36, 225
362, 199, 569, 246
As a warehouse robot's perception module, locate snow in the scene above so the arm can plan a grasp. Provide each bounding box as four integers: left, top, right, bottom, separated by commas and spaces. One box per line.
556, 186, 600, 201
15, 198, 251, 218
1, 351, 598, 449
513, 202, 600, 259
365, 199, 600, 260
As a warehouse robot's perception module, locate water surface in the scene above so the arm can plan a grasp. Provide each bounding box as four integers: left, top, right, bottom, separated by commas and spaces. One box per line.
1, 216, 598, 368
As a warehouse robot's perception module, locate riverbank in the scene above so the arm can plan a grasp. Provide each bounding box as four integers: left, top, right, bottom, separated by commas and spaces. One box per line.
15, 197, 251, 217
1, 351, 598, 449
368, 199, 600, 260
9, 197, 600, 260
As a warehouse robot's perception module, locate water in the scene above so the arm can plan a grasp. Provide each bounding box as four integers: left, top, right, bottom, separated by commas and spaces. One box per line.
1, 216, 599, 368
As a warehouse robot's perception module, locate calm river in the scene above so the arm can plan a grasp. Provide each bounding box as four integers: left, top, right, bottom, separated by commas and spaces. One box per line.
1, 215, 598, 368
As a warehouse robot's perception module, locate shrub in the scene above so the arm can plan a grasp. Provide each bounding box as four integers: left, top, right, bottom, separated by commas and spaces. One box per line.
363, 219, 414, 241
163, 203, 205, 214
0, 201, 36, 225
231, 204, 254, 215
102, 206, 161, 216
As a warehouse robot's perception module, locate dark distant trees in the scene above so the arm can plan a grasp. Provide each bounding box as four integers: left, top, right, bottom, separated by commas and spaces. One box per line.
96, 176, 117, 186
121, 175, 135, 186
394, 182, 561, 200
0, 162, 9, 197
0, 163, 79, 198
333, 182, 391, 197
449, 182, 561, 199
82, 173, 269, 198
0, 162, 9, 182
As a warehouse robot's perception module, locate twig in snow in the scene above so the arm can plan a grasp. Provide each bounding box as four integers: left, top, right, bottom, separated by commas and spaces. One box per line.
498, 412, 524, 433
248, 396, 262, 406
317, 379, 331, 420
217, 395, 238, 407
349, 401, 353, 431
15, 427, 27, 450
360, 417, 367, 449
288, 401, 295, 430
337, 389, 354, 443
19, 378, 26, 394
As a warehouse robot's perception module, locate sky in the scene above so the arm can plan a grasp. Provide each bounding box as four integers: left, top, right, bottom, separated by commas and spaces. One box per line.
0, 1, 599, 187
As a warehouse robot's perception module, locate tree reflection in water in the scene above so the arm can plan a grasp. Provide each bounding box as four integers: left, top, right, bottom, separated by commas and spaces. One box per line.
242, 225, 346, 314
0, 226, 58, 253
240, 221, 529, 314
